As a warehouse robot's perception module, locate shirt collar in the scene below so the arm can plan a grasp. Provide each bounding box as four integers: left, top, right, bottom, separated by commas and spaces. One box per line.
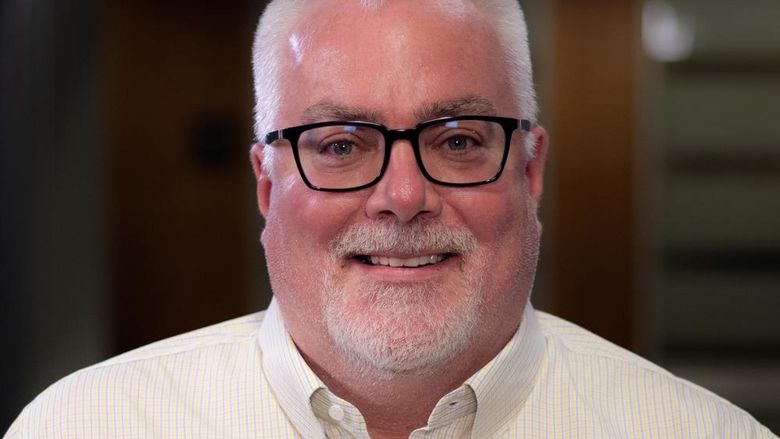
257, 298, 327, 439
258, 298, 546, 438
465, 302, 546, 437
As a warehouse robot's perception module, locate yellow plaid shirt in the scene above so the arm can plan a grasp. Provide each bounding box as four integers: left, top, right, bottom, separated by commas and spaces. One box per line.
5, 299, 775, 438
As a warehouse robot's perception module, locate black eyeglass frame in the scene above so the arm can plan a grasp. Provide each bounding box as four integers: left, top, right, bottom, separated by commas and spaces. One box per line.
264, 115, 532, 192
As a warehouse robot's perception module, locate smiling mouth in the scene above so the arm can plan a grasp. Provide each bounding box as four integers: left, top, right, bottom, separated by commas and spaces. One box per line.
354, 254, 454, 268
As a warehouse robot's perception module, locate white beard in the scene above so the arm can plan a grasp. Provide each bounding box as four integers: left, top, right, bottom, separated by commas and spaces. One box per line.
322, 219, 485, 376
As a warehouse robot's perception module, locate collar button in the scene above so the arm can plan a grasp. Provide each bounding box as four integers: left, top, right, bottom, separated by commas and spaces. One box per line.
328, 404, 345, 421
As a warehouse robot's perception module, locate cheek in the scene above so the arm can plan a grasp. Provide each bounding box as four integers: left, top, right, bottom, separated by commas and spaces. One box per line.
450, 183, 539, 290
450, 183, 529, 244
263, 180, 367, 261
261, 187, 336, 324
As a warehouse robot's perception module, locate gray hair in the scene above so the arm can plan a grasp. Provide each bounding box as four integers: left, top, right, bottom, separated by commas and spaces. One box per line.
252, 0, 538, 156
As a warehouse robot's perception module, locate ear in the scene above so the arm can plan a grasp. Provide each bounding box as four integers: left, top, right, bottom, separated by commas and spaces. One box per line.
526, 125, 548, 202
250, 143, 272, 217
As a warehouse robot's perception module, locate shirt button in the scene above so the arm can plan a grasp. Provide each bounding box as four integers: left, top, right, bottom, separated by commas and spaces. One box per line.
329, 404, 345, 421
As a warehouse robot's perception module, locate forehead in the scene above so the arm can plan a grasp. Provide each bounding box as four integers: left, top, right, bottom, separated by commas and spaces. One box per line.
276, 0, 515, 126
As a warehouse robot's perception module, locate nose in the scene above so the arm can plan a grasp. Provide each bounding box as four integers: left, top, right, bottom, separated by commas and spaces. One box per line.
365, 140, 443, 223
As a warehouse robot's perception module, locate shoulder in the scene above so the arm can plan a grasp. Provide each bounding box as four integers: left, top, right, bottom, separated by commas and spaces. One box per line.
92, 310, 267, 367
536, 310, 663, 370
4, 311, 297, 439
530, 310, 776, 438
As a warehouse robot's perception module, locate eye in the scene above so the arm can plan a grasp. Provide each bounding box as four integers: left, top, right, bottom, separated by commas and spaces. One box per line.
441, 132, 482, 153
446, 135, 472, 151
324, 139, 355, 155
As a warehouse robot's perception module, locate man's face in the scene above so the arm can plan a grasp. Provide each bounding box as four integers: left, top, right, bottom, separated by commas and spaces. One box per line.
253, 0, 546, 375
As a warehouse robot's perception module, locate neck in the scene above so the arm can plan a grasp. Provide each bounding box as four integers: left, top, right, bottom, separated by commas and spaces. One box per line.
305, 350, 483, 436
299, 317, 517, 437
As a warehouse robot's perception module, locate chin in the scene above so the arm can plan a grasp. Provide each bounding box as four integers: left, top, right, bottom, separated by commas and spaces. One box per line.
322, 276, 483, 376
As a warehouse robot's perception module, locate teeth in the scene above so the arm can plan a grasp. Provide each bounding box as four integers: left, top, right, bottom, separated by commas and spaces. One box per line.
366, 254, 446, 267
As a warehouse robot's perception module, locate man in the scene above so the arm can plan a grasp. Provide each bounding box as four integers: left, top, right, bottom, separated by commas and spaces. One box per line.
5, 0, 775, 438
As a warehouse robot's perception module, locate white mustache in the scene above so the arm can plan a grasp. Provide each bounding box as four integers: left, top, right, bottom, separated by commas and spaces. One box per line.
329, 219, 478, 258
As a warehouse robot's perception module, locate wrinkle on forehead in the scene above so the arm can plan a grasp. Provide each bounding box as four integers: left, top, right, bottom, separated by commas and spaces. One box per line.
430, 0, 480, 19
364, 0, 480, 19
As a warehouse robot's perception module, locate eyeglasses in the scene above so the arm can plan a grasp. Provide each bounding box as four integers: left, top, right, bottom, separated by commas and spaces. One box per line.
263, 115, 531, 192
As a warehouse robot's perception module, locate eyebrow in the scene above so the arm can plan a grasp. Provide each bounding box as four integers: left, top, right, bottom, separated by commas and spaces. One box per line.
299, 95, 499, 126
414, 96, 498, 121
301, 102, 382, 124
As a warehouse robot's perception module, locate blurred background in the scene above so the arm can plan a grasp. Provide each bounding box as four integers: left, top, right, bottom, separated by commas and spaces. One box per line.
1, 0, 778, 432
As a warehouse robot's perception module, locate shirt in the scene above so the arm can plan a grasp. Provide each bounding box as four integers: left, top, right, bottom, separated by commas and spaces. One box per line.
5, 299, 776, 438
258, 300, 545, 438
